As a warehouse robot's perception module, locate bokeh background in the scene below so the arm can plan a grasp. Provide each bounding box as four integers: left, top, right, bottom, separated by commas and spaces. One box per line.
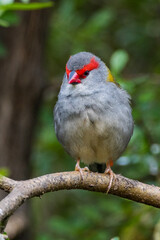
0, 0, 160, 239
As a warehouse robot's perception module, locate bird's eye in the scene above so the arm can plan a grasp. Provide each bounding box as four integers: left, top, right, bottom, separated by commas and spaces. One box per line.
84, 71, 89, 76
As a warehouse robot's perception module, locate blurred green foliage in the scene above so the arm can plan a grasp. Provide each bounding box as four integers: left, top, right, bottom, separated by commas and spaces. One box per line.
0, 2, 53, 11
1, 0, 160, 239
0, 0, 53, 27
0, 167, 10, 177
110, 50, 129, 75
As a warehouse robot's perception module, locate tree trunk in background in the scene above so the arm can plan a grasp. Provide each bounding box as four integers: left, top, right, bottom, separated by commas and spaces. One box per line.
0, 9, 51, 239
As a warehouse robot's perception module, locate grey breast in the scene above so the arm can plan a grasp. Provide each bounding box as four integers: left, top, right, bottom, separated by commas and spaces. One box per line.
54, 82, 133, 165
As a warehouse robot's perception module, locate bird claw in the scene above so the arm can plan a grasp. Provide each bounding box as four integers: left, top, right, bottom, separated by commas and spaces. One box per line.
105, 163, 115, 194
75, 160, 90, 180
75, 165, 84, 180
82, 166, 90, 172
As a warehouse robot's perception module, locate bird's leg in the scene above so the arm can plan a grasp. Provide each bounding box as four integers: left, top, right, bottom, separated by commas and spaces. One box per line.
104, 160, 115, 194
75, 159, 90, 180
75, 159, 84, 179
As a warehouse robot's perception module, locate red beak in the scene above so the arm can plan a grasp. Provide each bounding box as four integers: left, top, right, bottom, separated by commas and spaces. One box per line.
68, 71, 81, 85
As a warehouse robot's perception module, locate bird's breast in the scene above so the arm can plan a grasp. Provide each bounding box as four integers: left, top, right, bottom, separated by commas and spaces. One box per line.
54, 88, 133, 165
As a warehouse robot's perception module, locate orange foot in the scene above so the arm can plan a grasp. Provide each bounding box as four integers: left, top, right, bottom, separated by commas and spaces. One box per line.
75, 159, 89, 180
104, 160, 115, 194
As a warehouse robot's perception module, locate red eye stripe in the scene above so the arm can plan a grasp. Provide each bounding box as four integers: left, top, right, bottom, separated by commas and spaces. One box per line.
66, 57, 99, 79
76, 57, 99, 76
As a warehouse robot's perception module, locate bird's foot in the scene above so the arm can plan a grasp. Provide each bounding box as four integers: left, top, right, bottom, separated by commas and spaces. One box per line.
82, 166, 90, 172
104, 162, 115, 194
75, 159, 89, 180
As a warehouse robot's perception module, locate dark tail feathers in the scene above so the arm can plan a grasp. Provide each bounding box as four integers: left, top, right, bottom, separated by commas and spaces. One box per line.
89, 163, 106, 173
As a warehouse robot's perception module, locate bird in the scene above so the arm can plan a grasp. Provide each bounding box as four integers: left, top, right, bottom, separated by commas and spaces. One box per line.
54, 51, 134, 192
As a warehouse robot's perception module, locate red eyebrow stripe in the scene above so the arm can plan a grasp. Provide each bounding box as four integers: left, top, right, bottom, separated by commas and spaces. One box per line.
76, 57, 99, 76
66, 64, 71, 77
66, 57, 99, 77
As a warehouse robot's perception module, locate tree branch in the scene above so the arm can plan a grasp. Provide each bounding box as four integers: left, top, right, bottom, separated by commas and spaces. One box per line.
0, 176, 16, 192
0, 171, 160, 232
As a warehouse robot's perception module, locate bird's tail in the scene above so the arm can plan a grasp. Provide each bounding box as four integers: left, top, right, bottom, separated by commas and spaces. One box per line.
89, 163, 106, 173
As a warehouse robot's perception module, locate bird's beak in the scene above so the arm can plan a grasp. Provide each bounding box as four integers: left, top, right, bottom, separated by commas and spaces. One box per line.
68, 71, 81, 85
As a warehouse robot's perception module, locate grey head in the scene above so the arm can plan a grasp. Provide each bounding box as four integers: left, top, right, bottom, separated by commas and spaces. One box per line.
67, 52, 100, 71
59, 52, 110, 97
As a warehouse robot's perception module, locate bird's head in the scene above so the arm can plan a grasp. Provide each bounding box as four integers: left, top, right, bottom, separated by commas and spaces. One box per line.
65, 52, 115, 87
